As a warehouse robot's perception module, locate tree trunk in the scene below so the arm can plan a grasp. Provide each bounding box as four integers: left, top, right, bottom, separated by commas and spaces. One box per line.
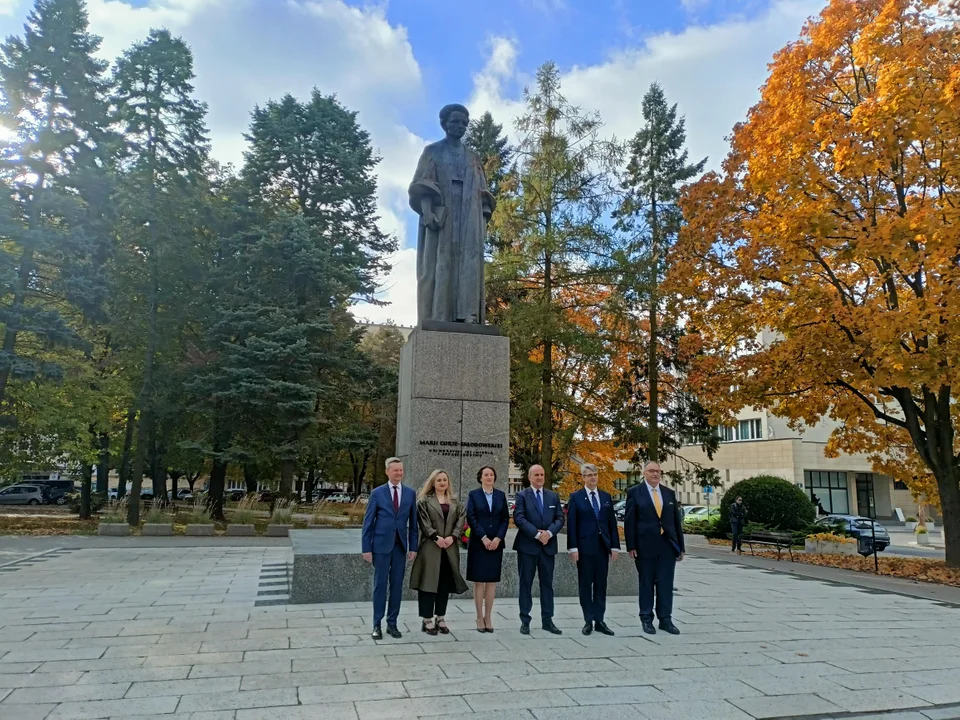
79, 461, 93, 520
647, 173, 661, 463
935, 467, 960, 567
208, 458, 228, 521
305, 467, 316, 504
243, 464, 258, 495
169, 470, 182, 504
540, 245, 554, 488
150, 421, 167, 505
117, 407, 135, 499
187, 472, 200, 493
96, 432, 110, 497
279, 458, 295, 501
127, 263, 159, 526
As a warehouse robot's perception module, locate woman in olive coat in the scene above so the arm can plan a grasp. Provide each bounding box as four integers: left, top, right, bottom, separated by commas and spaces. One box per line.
409, 469, 468, 634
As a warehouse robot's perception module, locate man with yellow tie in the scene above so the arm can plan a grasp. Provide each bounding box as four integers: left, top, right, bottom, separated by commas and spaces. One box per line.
624, 461, 685, 635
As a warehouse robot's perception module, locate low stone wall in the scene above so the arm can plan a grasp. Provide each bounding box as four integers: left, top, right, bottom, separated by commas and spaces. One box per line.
290, 529, 639, 604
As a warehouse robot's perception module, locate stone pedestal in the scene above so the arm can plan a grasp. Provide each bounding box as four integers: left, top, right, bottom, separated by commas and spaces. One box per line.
396, 327, 510, 498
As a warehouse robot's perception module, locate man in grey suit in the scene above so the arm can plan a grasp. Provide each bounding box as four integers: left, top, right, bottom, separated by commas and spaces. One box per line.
513, 464, 565, 635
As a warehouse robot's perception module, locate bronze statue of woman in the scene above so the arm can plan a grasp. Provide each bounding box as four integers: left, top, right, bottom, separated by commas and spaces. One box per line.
408, 104, 495, 325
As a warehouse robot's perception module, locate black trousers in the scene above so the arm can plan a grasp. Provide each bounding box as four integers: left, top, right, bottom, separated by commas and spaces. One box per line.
418, 590, 450, 617
576, 551, 610, 623
517, 550, 555, 624
731, 521, 744, 550
418, 550, 455, 618
634, 535, 677, 622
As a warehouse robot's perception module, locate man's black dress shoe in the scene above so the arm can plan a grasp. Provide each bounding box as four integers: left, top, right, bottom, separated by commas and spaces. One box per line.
386, 625, 403, 639
641, 620, 657, 634
582, 622, 593, 636
594, 621, 615, 636
659, 620, 680, 635
520, 622, 530, 635
542, 620, 563, 635
371, 626, 383, 640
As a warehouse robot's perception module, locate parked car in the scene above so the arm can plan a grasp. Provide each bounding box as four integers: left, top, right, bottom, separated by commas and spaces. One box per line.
0, 484, 46, 505
684, 507, 720, 527
35, 483, 72, 505
228, 490, 246, 502
327, 493, 353, 504
258, 490, 274, 503
168, 489, 194, 501
683, 505, 707, 517
817, 515, 890, 552
614, 499, 627, 521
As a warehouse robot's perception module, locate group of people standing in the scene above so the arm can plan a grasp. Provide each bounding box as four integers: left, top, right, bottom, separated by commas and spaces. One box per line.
360, 457, 686, 639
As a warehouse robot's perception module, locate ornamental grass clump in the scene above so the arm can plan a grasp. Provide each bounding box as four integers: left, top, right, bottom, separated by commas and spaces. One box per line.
100, 499, 128, 523
230, 496, 258, 525
187, 498, 211, 524
271, 499, 293, 525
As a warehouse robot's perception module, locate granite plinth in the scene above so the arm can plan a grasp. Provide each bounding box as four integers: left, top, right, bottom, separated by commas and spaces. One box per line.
396, 328, 510, 498
289, 529, 638, 604
420, 319, 501, 336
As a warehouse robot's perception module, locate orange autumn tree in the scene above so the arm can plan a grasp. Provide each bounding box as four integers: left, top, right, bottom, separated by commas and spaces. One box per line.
671, 0, 960, 564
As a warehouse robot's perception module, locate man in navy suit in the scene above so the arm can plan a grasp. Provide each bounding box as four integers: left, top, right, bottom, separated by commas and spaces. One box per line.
567, 463, 620, 636
624, 461, 684, 635
361, 457, 418, 640
513, 464, 565, 635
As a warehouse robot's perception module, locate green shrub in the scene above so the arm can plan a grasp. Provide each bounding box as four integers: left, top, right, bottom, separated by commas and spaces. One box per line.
67, 493, 106, 515
906, 516, 917, 522
718, 475, 815, 533
684, 519, 714, 536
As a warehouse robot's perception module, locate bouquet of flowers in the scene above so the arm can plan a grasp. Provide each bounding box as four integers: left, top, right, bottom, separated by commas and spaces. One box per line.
461, 521, 471, 546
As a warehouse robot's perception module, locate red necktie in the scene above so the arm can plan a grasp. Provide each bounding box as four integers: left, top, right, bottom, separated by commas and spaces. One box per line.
392, 485, 399, 512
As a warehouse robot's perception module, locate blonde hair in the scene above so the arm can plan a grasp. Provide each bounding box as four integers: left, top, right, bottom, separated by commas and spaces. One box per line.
418, 469, 451, 501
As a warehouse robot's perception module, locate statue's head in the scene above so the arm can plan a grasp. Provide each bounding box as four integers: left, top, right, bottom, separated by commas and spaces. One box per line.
439, 103, 469, 139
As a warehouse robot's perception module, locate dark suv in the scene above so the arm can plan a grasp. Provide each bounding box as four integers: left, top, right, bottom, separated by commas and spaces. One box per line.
817, 515, 890, 552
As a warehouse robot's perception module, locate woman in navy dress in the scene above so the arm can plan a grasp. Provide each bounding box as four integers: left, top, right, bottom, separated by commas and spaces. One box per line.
465, 466, 509, 633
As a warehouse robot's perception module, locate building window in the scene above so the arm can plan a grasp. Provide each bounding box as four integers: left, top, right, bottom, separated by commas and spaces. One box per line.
716, 418, 763, 442
804, 470, 849, 515
893, 479, 908, 490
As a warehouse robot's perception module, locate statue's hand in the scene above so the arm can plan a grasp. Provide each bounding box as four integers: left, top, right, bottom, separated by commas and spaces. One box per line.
424, 211, 441, 231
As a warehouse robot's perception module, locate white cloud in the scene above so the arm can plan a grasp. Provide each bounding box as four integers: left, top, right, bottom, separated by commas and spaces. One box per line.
352, 248, 418, 327
471, 0, 826, 173
0, 0, 19, 17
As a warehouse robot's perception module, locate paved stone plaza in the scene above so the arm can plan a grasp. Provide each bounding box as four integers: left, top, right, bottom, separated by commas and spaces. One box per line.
1, 546, 959, 720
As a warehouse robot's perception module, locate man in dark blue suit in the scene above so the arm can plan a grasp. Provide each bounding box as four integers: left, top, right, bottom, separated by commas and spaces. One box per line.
567, 463, 620, 636
624, 461, 684, 635
513, 464, 565, 635
361, 457, 418, 640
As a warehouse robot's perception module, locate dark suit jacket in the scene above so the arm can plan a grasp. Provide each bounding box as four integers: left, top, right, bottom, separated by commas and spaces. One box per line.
512, 486, 565, 556
567, 487, 621, 556
361, 483, 419, 554
624, 482, 684, 557
466, 488, 509, 542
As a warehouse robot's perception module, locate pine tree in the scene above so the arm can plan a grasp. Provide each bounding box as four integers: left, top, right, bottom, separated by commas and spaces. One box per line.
0, 0, 114, 418
465, 111, 512, 198
489, 63, 622, 487
243, 91, 395, 302
615, 83, 707, 463
111, 28, 209, 523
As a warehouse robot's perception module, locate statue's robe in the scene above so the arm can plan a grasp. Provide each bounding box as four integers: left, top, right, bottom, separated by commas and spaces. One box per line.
408, 140, 494, 324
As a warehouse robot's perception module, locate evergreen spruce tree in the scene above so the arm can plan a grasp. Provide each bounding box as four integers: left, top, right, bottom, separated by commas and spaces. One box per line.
614, 82, 709, 465
0, 0, 114, 417
111, 28, 209, 523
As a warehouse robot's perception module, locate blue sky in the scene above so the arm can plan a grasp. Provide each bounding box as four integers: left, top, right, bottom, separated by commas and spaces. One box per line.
0, 0, 826, 325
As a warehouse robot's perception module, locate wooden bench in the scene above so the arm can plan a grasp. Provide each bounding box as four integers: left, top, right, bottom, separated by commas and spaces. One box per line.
730, 530, 796, 561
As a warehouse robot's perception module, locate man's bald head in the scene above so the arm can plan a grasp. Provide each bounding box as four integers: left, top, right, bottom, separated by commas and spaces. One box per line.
528, 464, 545, 490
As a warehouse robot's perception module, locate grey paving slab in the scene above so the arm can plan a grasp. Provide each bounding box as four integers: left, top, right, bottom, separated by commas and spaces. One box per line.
240, 669, 346, 690
354, 696, 470, 720
237, 705, 359, 720
2, 682, 130, 705
730, 693, 844, 719
125, 676, 241, 698
906, 683, 960, 705
46, 696, 180, 720
633, 699, 755, 720
3, 547, 959, 720
532, 707, 645, 720
815, 687, 931, 713
175, 688, 298, 713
